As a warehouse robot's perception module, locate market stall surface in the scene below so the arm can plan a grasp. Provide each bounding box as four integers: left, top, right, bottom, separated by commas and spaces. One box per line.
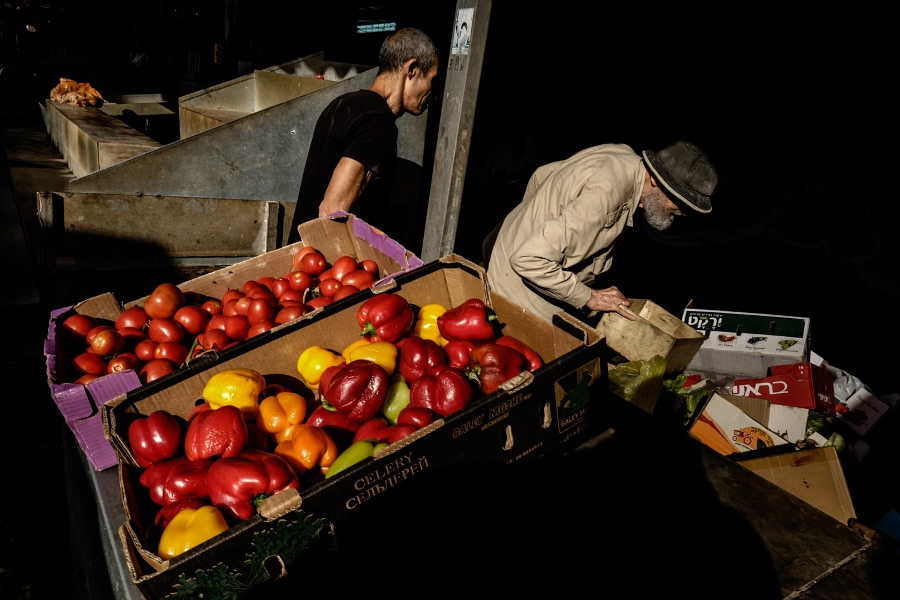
3, 104, 900, 599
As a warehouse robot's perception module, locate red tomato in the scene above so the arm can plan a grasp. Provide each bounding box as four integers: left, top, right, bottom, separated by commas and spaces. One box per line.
144, 283, 185, 319
242, 279, 264, 295
72, 352, 108, 376
257, 276, 276, 292
206, 314, 228, 332
275, 304, 306, 324
300, 251, 328, 276
360, 259, 379, 276
62, 314, 98, 341
88, 328, 125, 357
148, 318, 185, 344
317, 267, 336, 282
332, 284, 360, 301
341, 269, 375, 289
115, 306, 149, 331
74, 373, 101, 385
198, 329, 232, 351
318, 278, 342, 298
224, 314, 250, 341
246, 286, 277, 306
331, 255, 359, 281
292, 245, 320, 272
173, 305, 210, 336
117, 326, 148, 350
222, 298, 240, 317
277, 289, 305, 304
285, 271, 316, 294
140, 358, 177, 384
86, 325, 114, 346
107, 353, 141, 374
233, 296, 253, 316
247, 298, 275, 325
154, 341, 189, 365
271, 278, 293, 299
200, 299, 223, 316
305, 296, 333, 311
221, 289, 244, 305
134, 339, 158, 362
248, 320, 275, 338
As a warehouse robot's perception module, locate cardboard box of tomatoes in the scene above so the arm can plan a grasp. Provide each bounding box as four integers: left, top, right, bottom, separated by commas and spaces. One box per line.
100, 254, 609, 599
44, 213, 422, 471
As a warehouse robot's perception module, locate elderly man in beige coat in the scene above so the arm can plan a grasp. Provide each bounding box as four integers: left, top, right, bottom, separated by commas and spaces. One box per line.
484, 140, 718, 323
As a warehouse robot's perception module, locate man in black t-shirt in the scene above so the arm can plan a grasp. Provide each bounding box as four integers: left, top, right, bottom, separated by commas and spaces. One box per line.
287, 27, 440, 245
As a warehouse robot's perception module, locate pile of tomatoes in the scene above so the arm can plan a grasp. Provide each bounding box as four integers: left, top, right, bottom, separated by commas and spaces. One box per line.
58, 247, 380, 386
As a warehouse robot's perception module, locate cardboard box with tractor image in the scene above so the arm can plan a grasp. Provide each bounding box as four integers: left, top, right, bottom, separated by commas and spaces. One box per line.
101, 254, 609, 599
44, 213, 422, 471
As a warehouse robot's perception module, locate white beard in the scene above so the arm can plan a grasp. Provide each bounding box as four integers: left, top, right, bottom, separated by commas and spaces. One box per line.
642, 188, 678, 231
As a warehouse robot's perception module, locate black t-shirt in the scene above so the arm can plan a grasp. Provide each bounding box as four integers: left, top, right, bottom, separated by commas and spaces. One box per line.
288, 90, 397, 243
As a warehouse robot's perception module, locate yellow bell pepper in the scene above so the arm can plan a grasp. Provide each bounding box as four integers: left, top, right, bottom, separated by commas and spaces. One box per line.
274, 424, 339, 476
345, 340, 397, 375
341, 338, 372, 362
296, 345, 345, 391
414, 303, 449, 347
258, 391, 308, 444
157, 505, 229, 560
201, 368, 266, 418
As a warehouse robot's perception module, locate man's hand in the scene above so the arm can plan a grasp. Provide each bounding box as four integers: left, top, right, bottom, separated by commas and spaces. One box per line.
585, 286, 635, 320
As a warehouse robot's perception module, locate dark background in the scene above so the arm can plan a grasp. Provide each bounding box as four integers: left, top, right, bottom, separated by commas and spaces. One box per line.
1, 3, 899, 599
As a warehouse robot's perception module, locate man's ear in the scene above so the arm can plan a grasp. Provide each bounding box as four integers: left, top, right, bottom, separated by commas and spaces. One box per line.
406, 59, 419, 79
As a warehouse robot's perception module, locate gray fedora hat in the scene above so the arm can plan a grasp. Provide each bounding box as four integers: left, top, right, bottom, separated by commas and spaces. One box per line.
642, 140, 718, 213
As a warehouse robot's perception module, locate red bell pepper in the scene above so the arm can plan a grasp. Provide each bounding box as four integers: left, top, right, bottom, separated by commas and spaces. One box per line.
409, 364, 475, 418
467, 343, 528, 395
184, 404, 248, 461
324, 359, 390, 422
397, 335, 446, 384
356, 293, 414, 343
495, 335, 543, 372
397, 406, 436, 429
138, 456, 213, 506
127, 410, 183, 468
305, 404, 361, 449
444, 340, 475, 371
443, 339, 475, 370
206, 449, 300, 522
436, 298, 498, 343
352, 417, 393, 444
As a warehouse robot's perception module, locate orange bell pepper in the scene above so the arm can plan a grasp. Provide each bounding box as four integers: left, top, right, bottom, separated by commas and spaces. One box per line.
257, 391, 308, 444
274, 423, 339, 476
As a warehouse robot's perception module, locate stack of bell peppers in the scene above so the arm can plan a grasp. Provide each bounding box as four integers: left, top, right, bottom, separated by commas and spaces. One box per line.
125, 293, 545, 560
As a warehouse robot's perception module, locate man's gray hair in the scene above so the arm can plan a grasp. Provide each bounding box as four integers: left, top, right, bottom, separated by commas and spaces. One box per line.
378, 27, 439, 75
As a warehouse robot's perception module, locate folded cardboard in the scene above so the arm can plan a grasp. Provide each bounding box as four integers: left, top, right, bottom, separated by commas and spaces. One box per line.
736, 446, 856, 525
681, 307, 810, 379
729, 362, 836, 416
688, 392, 791, 456
102, 254, 608, 598
44, 214, 422, 470
598, 298, 704, 374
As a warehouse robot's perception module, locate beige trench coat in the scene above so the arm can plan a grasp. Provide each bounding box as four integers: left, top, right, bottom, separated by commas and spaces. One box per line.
486, 144, 646, 322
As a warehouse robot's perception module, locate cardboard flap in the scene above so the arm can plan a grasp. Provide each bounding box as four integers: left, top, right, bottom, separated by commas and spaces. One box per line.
738, 446, 857, 525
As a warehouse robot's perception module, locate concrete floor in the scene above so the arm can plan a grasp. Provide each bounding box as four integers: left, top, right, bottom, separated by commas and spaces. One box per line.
3, 102, 900, 599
